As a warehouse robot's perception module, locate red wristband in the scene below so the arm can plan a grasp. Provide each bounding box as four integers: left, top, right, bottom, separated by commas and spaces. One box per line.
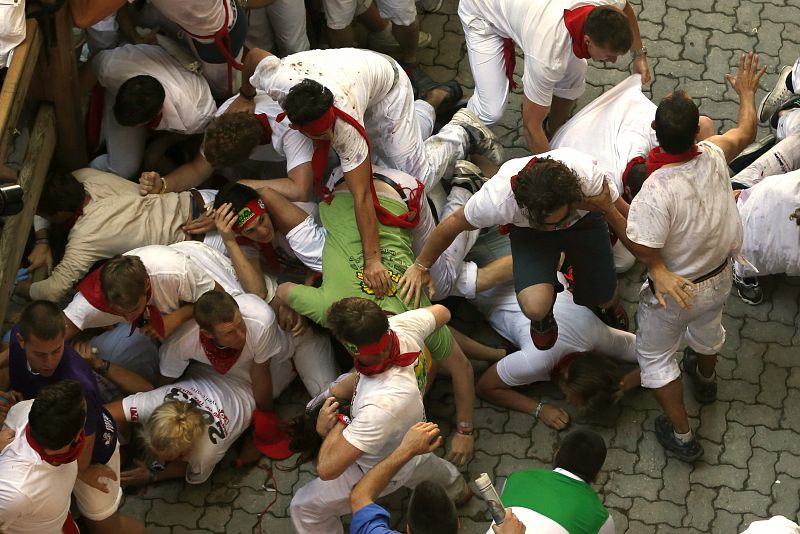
337, 414, 351, 426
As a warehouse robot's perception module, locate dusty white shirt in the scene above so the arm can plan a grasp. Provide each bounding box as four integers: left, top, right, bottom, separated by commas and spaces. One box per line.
459, 0, 626, 106
122, 364, 255, 484
736, 170, 800, 277
93, 44, 216, 134
159, 293, 290, 383
0, 401, 78, 534
215, 91, 314, 171
343, 309, 435, 473
463, 147, 618, 229
551, 74, 657, 192
250, 49, 397, 172
627, 140, 743, 280
143, 0, 228, 38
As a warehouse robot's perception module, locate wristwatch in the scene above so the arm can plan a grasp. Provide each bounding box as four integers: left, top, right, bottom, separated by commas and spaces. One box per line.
631, 46, 647, 59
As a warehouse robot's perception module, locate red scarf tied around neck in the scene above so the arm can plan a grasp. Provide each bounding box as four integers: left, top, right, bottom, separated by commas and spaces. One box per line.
276, 107, 423, 229
352, 330, 420, 376
199, 330, 243, 375
254, 113, 273, 145
77, 266, 165, 338
26, 424, 86, 465
563, 6, 595, 59
646, 145, 702, 176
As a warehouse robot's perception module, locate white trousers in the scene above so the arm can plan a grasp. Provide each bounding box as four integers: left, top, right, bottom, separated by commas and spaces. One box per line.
365, 64, 470, 190
277, 328, 339, 398
636, 266, 732, 389
73, 443, 122, 521
246, 1, 310, 56
289, 453, 464, 534
735, 134, 800, 188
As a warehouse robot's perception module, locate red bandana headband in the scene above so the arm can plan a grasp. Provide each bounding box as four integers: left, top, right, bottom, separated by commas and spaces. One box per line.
233, 198, 267, 233
276, 107, 335, 137
347, 330, 420, 376
26, 424, 86, 465
346, 331, 393, 356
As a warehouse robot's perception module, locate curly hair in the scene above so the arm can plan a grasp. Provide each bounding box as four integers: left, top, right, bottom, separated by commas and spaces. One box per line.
203, 112, 264, 168
512, 158, 584, 227
564, 352, 623, 415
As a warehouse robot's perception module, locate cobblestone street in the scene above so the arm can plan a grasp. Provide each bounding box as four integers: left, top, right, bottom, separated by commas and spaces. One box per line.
120, 0, 800, 532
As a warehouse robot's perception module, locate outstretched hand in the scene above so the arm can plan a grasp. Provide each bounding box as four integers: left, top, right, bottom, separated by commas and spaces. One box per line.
725, 52, 767, 98
397, 263, 435, 308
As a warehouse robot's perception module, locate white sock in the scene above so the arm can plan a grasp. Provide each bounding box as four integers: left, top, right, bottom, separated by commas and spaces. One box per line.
674, 429, 693, 444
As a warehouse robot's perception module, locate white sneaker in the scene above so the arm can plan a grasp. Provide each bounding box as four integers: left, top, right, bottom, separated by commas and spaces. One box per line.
449, 109, 504, 166
758, 65, 795, 123
449, 160, 488, 193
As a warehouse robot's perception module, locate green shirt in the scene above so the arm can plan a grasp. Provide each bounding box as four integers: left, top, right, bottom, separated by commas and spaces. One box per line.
289, 192, 452, 361
501, 469, 610, 534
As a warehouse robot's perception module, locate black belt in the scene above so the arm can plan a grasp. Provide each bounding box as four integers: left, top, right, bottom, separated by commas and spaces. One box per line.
333, 173, 410, 202
189, 189, 206, 242
647, 259, 728, 294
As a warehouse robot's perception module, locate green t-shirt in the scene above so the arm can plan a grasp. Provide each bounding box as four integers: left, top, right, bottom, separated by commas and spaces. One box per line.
501, 469, 609, 534
289, 192, 453, 361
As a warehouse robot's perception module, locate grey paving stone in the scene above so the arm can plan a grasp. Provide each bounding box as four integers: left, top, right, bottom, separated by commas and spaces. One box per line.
684, 485, 717, 530
758, 363, 789, 408
147, 501, 203, 528
747, 448, 778, 495
721, 422, 756, 468
198, 505, 232, 532
629, 497, 686, 527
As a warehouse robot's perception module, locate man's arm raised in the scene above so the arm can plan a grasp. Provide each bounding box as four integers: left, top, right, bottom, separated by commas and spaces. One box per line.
706, 52, 766, 162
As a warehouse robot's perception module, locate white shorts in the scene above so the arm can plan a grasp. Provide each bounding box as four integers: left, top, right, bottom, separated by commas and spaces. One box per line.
322, 0, 371, 30
73, 443, 123, 521
636, 266, 732, 389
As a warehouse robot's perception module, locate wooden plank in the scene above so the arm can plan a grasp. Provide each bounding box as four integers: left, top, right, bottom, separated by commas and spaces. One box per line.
0, 105, 56, 329
41, 5, 87, 170
0, 19, 41, 163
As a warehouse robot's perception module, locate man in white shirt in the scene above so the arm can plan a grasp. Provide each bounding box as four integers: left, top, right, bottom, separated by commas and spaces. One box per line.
0, 381, 87, 534
624, 53, 765, 462
289, 299, 467, 534
401, 147, 631, 352
158, 291, 337, 404
232, 47, 502, 297
458, 0, 649, 154
138, 90, 315, 202
89, 44, 216, 179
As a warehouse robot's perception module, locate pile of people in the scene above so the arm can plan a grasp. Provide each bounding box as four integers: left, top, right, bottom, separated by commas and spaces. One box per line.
1, 0, 799, 532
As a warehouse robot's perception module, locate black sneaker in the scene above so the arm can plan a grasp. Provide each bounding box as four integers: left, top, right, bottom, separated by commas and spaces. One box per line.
530, 310, 558, 350
733, 273, 763, 305
654, 415, 704, 463
681, 347, 717, 404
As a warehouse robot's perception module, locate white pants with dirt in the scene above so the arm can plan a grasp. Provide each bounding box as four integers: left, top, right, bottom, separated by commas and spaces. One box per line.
73, 443, 122, 521
636, 266, 732, 389
289, 452, 464, 534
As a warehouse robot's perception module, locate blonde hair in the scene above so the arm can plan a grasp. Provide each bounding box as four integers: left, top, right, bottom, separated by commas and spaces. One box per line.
142, 400, 207, 460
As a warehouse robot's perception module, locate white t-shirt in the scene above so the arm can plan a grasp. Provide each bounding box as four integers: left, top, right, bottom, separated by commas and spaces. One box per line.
627, 140, 743, 280
343, 309, 435, 472
463, 147, 618, 229
93, 44, 216, 134
551, 74, 657, 192
250, 49, 397, 172
737, 171, 800, 277
460, 0, 626, 106
159, 293, 290, 384
122, 364, 255, 484
63, 244, 219, 331
214, 92, 314, 171
0, 401, 78, 534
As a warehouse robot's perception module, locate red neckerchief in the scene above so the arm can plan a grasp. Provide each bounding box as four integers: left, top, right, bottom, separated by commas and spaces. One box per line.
353, 330, 420, 376
254, 113, 273, 145
499, 157, 539, 235
63, 194, 91, 231
550, 351, 582, 382
77, 266, 165, 338
63, 512, 80, 534
199, 330, 243, 374
646, 145, 701, 176
276, 107, 423, 228
563, 6, 595, 59
26, 424, 86, 465
502, 38, 518, 90
145, 111, 163, 130
622, 155, 646, 201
